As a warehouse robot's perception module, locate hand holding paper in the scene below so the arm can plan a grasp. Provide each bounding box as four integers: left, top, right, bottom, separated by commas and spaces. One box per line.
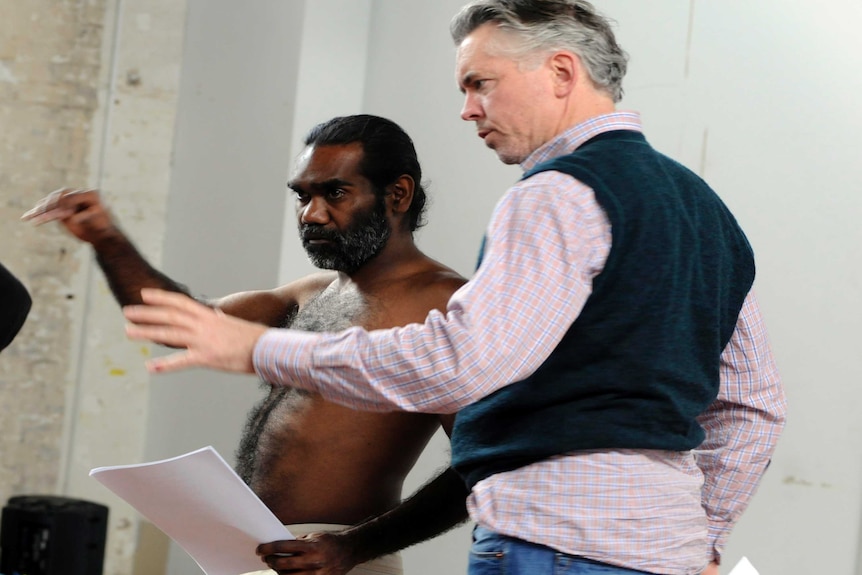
90, 446, 291, 575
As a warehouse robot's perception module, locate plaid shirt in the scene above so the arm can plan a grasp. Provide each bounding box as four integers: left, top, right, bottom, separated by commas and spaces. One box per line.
255, 112, 786, 574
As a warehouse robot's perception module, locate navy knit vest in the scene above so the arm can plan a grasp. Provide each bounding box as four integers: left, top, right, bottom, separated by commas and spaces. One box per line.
451, 130, 755, 489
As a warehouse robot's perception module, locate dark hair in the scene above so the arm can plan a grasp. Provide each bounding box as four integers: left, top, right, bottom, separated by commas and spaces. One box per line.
303, 114, 428, 231
450, 0, 628, 102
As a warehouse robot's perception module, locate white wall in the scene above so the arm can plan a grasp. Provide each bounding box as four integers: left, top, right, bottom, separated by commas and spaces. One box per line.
149, 1, 862, 574
150, 1, 305, 573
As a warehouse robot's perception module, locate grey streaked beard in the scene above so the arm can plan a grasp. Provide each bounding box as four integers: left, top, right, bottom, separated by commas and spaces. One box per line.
301, 200, 391, 274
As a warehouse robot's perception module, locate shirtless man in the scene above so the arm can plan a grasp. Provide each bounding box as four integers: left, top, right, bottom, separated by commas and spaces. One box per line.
23, 114, 469, 575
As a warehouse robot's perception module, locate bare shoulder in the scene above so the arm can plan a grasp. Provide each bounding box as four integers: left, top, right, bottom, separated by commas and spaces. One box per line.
402, 253, 465, 290
378, 257, 467, 323
212, 271, 337, 327
274, 271, 340, 305
416, 264, 468, 302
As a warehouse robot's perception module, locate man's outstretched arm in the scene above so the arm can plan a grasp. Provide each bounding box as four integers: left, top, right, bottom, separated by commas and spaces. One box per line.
22, 188, 190, 307
256, 466, 470, 575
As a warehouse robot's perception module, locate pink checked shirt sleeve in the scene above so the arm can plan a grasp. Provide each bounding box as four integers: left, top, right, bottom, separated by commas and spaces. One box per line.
254, 170, 608, 414
694, 290, 787, 561
253, 112, 786, 573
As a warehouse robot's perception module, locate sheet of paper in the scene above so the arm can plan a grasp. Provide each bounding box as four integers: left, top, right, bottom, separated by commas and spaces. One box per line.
728, 556, 759, 575
90, 446, 292, 575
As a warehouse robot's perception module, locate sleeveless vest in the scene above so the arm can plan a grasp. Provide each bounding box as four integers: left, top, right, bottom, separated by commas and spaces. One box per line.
452, 130, 755, 489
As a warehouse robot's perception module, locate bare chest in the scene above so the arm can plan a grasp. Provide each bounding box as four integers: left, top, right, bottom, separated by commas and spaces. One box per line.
288, 282, 377, 331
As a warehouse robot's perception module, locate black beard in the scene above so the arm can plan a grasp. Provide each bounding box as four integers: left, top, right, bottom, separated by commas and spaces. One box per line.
300, 200, 391, 274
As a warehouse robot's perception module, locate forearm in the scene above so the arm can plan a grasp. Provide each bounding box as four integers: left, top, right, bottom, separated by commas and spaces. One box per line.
695, 290, 787, 560
339, 466, 470, 563
696, 398, 784, 558
92, 231, 191, 307
254, 180, 604, 413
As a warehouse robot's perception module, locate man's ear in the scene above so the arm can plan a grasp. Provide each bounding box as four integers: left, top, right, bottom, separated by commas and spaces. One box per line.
387, 175, 415, 216
548, 50, 578, 98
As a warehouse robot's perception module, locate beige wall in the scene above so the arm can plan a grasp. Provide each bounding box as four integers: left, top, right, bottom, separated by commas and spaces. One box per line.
0, 1, 187, 573
0, 0, 105, 495
0, 0, 110, 547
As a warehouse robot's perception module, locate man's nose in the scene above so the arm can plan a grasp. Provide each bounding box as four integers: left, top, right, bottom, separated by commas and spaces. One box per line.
300, 197, 329, 224
460, 92, 482, 121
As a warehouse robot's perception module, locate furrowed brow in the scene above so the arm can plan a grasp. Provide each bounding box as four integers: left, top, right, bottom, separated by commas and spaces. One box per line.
318, 178, 352, 191
458, 71, 477, 92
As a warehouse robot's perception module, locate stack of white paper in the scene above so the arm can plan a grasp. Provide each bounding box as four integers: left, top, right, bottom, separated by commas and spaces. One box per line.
90, 446, 292, 575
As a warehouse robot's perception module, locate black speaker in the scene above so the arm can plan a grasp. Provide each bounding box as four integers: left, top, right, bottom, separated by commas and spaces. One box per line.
0, 495, 108, 575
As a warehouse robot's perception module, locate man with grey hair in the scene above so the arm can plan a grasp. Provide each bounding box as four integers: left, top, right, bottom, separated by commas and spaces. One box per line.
121, 2, 787, 574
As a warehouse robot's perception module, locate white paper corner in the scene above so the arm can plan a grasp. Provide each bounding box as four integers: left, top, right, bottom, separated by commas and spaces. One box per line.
728, 556, 759, 575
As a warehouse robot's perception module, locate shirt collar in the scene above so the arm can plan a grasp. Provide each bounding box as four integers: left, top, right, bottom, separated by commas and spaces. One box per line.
521, 111, 643, 172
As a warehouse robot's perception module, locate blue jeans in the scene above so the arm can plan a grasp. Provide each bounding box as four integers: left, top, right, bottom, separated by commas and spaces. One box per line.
469, 526, 656, 575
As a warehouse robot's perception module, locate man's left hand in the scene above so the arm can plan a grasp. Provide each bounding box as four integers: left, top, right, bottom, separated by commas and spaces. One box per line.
257, 532, 360, 575
123, 288, 266, 374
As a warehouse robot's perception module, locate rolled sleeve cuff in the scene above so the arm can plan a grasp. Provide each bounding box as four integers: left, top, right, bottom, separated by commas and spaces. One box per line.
253, 328, 321, 391
708, 520, 732, 564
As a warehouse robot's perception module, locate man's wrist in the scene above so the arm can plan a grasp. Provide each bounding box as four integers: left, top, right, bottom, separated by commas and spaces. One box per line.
90, 225, 128, 248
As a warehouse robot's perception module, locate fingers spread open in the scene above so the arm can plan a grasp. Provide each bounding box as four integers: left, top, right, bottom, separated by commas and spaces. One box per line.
125, 321, 189, 348
146, 350, 195, 373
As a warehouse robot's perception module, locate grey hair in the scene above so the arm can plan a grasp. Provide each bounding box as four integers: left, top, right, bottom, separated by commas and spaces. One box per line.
450, 0, 629, 102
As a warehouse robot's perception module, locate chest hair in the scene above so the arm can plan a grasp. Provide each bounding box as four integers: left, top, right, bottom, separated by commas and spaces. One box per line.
289, 282, 371, 332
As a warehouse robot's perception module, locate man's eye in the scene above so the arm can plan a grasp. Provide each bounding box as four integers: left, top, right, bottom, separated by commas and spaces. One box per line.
471, 78, 491, 92
293, 191, 309, 203
328, 188, 346, 199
